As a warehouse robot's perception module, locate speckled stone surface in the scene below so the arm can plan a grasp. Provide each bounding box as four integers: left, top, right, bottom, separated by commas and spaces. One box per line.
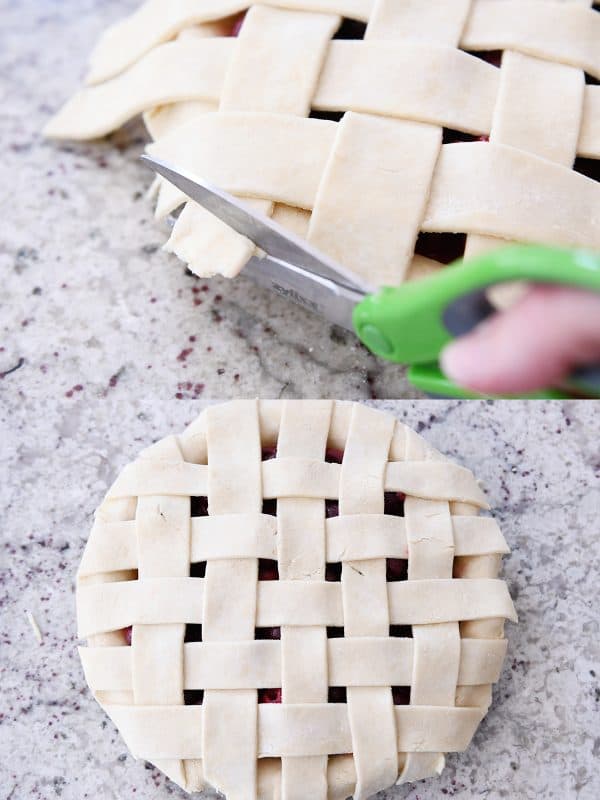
1, 398, 599, 799
0, 0, 420, 403
1, 2, 600, 799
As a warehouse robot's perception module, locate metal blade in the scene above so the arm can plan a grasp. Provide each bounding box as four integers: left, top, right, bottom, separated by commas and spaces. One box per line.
243, 254, 362, 332
140, 154, 374, 295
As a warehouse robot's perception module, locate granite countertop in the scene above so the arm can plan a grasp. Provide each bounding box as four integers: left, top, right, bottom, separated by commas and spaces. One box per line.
1, 2, 600, 799
1, 398, 599, 799
1, 0, 420, 403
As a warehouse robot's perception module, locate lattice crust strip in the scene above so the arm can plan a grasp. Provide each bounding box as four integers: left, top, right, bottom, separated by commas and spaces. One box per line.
77, 400, 517, 800
45, 0, 600, 288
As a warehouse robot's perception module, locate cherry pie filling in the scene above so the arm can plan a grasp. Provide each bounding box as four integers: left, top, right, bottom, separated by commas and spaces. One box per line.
120, 444, 412, 705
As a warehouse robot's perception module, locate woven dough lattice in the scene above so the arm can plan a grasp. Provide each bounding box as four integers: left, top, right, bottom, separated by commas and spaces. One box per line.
46, 0, 600, 287
77, 400, 517, 800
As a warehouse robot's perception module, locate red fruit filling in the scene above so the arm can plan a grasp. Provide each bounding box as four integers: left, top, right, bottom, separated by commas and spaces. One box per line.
185, 624, 203, 643
255, 626, 281, 640
574, 157, 600, 183
123, 625, 132, 646
325, 499, 339, 518
310, 109, 344, 123
328, 687, 347, 703
190, 496, 209, 517
386, 559, 408, 582
190, 561, 207, 578
442, 129, 479, 144
184, 690, 204, 706
392, 686, 411, 705
390, 625, 413, 639
384, 491, 405, 517
262, 498, 277, 516
258, 688, 282, 704
334, 19, 367, 40
229, 12, 246, 37
470, 50, 503, 68
258, 559, 279, 580
325, 448, 344, 464
415, 231, 467, 265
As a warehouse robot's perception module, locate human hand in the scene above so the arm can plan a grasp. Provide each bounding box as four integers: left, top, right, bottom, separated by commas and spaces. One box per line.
440, 285, 600, 395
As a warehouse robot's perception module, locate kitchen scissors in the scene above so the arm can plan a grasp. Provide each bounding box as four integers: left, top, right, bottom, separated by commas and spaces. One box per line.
142, 154, 600, 399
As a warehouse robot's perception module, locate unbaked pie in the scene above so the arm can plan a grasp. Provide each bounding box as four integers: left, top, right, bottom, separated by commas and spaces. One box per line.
77, 399, 517, 799
45, 1, 600, 288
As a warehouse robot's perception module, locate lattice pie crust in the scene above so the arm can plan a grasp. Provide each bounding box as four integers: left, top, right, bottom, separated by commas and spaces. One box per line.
77, 400, 517, 799
45, 1, 600, 288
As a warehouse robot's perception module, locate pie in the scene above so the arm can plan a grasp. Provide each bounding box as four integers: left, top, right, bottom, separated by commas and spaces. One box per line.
76, 399, 517, 799
45, 1, 600, 289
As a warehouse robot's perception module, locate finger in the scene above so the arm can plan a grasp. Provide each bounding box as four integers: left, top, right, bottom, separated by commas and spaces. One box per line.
440, 285, 600, 395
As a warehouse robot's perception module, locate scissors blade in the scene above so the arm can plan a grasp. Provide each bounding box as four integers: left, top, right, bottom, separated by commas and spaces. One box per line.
243, 253, 362, 332
140, 154, 374, 295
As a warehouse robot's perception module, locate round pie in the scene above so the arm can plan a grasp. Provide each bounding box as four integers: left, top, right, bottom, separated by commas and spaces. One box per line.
45, 1, 600, 288
77, 400, 517, 799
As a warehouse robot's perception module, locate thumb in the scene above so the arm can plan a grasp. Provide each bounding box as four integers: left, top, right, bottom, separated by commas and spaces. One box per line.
440, 285, 600, 395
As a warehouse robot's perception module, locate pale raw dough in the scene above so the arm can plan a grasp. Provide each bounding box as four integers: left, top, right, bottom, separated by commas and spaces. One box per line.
77, 400, 517, 800
45, 0, 600, 288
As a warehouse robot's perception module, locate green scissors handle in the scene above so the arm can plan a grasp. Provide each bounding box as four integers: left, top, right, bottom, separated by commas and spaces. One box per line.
353, 245, 600, 399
